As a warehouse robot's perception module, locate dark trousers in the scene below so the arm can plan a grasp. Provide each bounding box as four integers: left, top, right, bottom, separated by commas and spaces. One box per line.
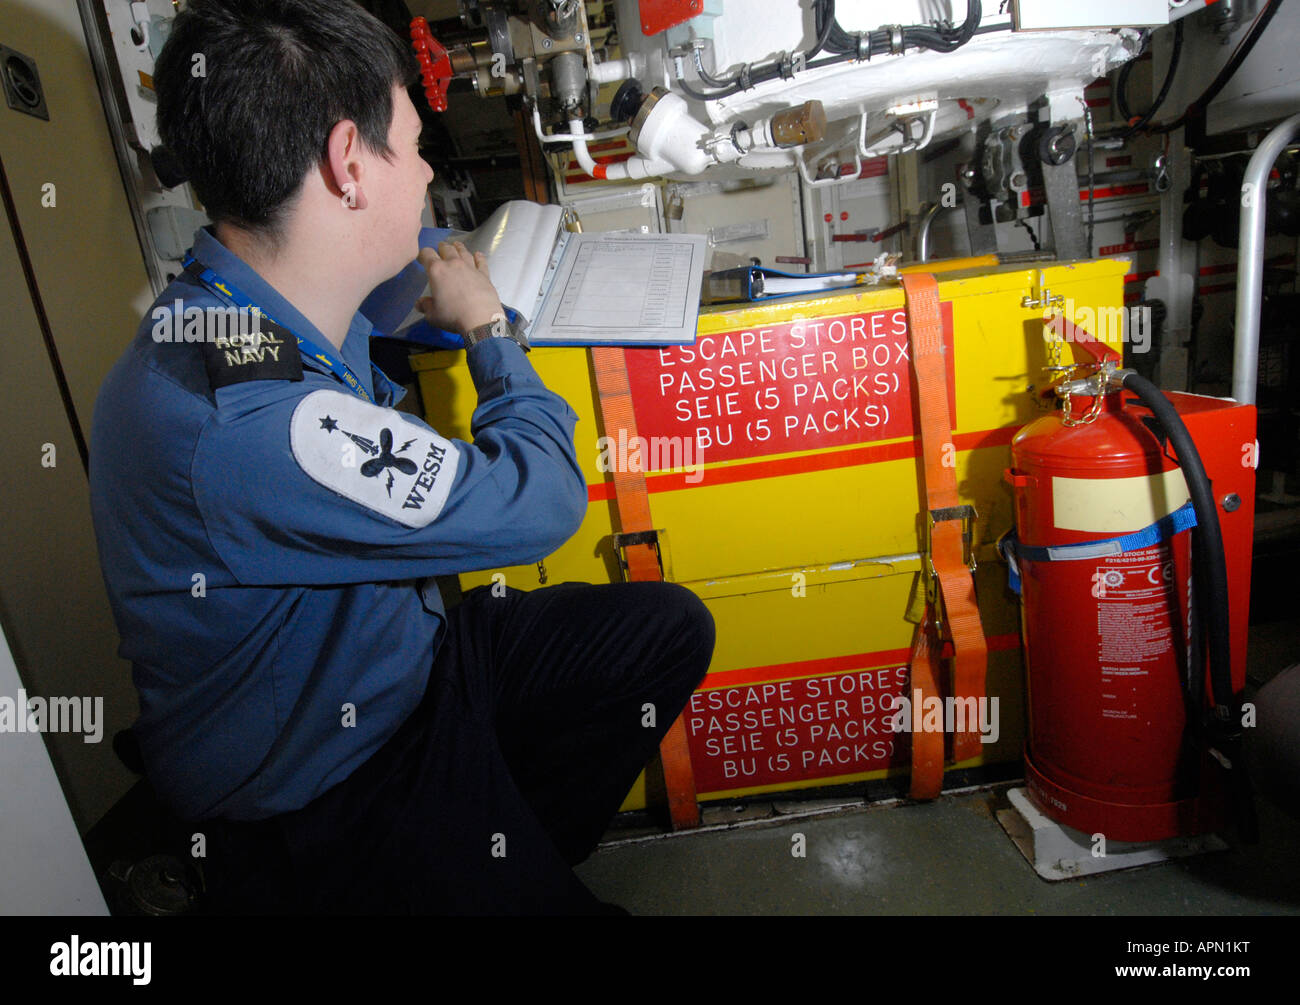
200, 580, 714, 915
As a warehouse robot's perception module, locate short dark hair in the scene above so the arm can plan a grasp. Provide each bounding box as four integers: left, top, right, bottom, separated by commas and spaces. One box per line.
155, 0, 419, 237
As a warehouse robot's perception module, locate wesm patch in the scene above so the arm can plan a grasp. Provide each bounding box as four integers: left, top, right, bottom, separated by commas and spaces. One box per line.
290, 389, 459, 527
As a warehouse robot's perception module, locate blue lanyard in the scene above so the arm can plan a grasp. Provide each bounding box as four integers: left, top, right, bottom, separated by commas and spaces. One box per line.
182, 254, 391, 403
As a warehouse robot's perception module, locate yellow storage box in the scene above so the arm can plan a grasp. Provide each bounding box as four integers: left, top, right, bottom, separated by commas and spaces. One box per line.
410, 258, 1130, 810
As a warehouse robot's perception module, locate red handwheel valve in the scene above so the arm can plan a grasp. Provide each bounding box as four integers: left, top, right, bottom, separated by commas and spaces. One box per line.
410, 16, 452, 113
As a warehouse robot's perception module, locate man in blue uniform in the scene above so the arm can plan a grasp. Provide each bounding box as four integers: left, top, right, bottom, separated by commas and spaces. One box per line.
88, 0, 713, 914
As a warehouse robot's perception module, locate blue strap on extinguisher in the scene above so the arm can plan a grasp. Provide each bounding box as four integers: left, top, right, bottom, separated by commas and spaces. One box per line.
999, 500, 1198, 595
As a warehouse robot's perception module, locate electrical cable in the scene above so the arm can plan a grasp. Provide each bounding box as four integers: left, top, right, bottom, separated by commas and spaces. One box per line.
1115, 32, 1142, 123
1080, 100, 1096, 254
675, 68, 734, 101
825, 0, 981, 58
807, 0, 837, 60
681, 0, 982, 101
1016, 218, 1041, 251
1146, 0, 1284, 135
688, 0, 838, 96
693, 46, 732, 88
1117, 20, 1184, 140
1115, 28, 1154, 124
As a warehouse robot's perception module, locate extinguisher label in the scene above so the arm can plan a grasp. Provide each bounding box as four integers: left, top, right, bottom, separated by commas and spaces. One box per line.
1093, 544, 1176, 721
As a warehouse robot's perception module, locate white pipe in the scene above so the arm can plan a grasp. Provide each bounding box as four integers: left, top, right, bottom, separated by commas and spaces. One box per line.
860, 109, 937, 158
568, 118, 602, 176
1233, 112, 1300, 405
797, 146, 862, 188
568, 89, 718, 180
532, 105, 628, 145
903, 109, 937, 153
590, 53, 642, 86
803, 108, 935, 188
615, 156, 677, 180
796, 112, 864, 188
567, 118, 673, 180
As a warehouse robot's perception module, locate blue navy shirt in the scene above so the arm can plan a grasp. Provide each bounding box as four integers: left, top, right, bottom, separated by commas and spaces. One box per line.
89, 227, 586, 821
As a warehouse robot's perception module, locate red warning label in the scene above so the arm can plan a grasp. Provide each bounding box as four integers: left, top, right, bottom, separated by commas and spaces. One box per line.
685, 665, 909, 792
625, 305, 955, 464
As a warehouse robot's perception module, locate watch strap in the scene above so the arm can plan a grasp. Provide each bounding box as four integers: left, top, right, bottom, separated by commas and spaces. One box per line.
463, 314, 529, 353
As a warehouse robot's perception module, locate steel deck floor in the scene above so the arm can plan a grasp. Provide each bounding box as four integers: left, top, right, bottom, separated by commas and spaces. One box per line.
577, 621, 1300, 916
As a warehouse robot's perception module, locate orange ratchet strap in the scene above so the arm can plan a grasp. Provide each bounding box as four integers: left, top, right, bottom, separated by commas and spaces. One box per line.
591, 345, 701, 830
899, 273, 989, 798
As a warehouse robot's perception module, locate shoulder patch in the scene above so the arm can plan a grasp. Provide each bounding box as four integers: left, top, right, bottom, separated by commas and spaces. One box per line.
197, 315, 304, 389
290, 389, 460, 528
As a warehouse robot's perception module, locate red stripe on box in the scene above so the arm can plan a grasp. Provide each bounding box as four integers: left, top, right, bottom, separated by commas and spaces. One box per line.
701, 633, 1023, 691
586, 425, 1020, 501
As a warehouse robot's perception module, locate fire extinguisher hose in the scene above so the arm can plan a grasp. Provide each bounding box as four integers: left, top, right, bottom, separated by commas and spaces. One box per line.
1118, 371, 1257, 841
1118, 372, 1233, 715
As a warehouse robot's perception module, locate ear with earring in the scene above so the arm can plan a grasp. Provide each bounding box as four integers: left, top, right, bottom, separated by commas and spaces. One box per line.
326, 118, 369, 211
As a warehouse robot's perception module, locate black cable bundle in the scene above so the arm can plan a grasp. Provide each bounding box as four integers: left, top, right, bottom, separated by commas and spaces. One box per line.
683, 0, 982, 101
1147, 0, 1285, 136
1116, 21, 1184, 138
820, 0, 980, 59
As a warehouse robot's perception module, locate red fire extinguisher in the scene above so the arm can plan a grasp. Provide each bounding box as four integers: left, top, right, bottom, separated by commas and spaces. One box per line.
1003, 321, 1253, 844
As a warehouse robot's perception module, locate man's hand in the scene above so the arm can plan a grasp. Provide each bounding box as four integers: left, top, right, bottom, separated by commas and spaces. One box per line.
416, 241, 505, 336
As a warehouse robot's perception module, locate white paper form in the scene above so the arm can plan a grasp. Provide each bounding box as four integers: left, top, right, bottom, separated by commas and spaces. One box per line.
530, 232, 707, 346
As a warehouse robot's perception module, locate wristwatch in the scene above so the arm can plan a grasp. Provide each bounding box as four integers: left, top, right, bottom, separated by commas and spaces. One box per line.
462, 313, 530, 353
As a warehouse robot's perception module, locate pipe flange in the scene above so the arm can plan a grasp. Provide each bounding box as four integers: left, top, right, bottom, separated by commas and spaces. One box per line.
628, 86, 667, 147
610, 78, 643, 124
